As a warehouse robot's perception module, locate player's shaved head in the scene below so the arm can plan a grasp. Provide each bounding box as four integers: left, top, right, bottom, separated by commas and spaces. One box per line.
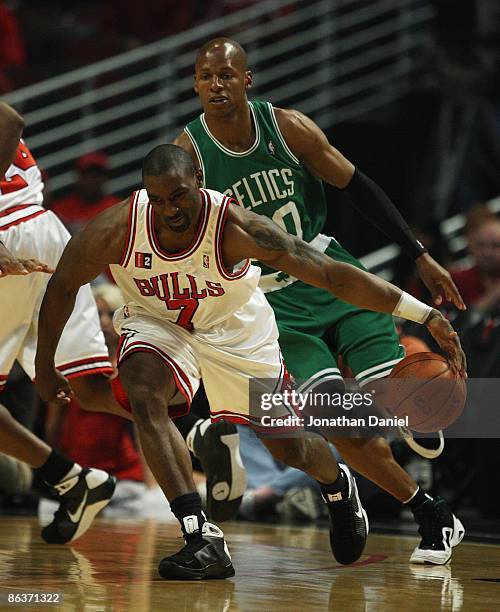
142, 144, 195, 181
195, 37, 248, 71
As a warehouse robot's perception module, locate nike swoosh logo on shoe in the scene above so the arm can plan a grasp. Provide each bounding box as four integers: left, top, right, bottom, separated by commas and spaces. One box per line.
68, 490, 88, 523
354, 505, 363, 519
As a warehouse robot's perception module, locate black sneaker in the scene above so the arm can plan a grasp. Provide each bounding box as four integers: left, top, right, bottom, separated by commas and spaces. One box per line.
42, 468, 116, 544
158, 522, 235, 580
410, 496, 465, 564
323, 464, 369, 565
192, 420, 246, 522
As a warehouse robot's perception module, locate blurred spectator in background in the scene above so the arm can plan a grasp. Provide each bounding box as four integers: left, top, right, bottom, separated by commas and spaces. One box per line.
50, 152, 119, 235
448, 205, 500, 378
0, 1, 26, 93
451, 204, 500, 310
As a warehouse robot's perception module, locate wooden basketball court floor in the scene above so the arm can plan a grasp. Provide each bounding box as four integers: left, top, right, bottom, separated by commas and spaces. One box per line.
0, 517, 499, 611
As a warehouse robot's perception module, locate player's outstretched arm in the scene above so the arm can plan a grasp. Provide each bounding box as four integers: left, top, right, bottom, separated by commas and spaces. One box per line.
226, 204, 401, 311
0, 102, 24, 177
224, 205, 466, 375
274, 107, 465, 311
35, 200, 129, 403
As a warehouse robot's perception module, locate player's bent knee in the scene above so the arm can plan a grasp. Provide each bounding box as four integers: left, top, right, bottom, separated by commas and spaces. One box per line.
128, 388, 169, 423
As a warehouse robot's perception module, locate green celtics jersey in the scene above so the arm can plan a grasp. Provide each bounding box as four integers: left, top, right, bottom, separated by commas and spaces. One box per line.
185, 100, 329, 287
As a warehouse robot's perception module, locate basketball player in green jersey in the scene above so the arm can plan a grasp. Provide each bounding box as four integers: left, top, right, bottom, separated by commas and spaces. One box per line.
174, 38, 466, 565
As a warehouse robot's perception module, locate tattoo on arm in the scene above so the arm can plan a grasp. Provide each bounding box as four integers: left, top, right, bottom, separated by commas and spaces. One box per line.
246, 215, 328, 268
247, 216, 290, 251
293, 240, 329, 267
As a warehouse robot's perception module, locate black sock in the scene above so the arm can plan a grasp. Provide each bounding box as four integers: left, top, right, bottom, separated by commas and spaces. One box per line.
34, 449, 76, 486
318, 466, 348, 501
170, 492, 206, 540
406, 487, 432, 511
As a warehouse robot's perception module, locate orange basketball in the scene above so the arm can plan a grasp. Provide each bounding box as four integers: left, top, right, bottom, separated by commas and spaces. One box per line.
387, 352, 466, 433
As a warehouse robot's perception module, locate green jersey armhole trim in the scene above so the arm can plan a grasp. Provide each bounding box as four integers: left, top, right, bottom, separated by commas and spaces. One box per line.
199, 103, 261, 157
184, 126, 206, 187
268, 102, 300, 166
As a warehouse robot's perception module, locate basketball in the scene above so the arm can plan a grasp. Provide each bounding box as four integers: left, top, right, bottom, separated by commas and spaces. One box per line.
387, 352, 467, 433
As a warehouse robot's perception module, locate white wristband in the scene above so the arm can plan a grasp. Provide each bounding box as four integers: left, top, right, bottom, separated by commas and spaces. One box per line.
393, 292, 432, 324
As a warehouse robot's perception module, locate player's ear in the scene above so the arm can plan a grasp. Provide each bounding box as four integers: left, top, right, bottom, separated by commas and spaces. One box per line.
245, 70, 253, 90
193, 74, 199, 95
195, 168, 203, 187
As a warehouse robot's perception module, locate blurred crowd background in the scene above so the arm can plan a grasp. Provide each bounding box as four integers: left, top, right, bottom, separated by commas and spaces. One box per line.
0, 0, 499, 530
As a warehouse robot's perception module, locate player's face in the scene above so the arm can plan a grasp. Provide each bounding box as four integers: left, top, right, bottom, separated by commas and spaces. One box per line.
145, 171, 201, 234
194, 53, 252, 117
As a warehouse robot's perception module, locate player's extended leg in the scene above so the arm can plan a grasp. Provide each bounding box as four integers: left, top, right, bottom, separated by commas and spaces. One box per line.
260, 433, 368, 565
335, 305, 465, 565
0, 402, 115, 543
118, 352, 234, 580
331, 436, 416, 502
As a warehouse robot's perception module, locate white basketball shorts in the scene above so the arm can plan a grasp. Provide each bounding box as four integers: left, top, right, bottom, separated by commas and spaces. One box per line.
0, 205, 112, 389
113, 293, 295, 427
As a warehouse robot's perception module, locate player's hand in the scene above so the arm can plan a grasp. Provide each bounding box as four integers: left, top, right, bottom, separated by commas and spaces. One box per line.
425, 309, 467, 378
415, 253, 466, 310
0, 252, 54, 277
35, 368, 74, 405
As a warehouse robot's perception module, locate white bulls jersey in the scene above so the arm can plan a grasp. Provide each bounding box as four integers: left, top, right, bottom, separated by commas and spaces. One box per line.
110, 188, 263, 331
0, 140, 44, 213
0, 139, 112, 385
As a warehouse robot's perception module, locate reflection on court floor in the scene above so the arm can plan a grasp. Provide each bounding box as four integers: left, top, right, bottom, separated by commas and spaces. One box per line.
0, 518, 498, 611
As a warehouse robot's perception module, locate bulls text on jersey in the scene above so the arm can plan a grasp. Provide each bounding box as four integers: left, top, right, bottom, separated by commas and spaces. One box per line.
133, 271, 226, 330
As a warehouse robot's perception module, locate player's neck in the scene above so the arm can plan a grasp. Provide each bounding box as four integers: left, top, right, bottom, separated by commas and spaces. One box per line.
204, 102, 255, 152
153, 207, 203, 254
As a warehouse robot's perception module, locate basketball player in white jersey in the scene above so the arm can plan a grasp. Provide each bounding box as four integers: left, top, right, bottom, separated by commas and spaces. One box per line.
0, 99, 246, 534
35, 144, 465, 580
0, 102, 118, 543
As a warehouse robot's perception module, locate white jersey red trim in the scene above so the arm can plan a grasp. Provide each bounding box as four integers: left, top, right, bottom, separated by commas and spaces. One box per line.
215, 195, 251, 280
119, 191, 140, 267
57, 356, 114, 379
109, 188, 262, 331
0, 140, 44, 213
0, 204, 47, 230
